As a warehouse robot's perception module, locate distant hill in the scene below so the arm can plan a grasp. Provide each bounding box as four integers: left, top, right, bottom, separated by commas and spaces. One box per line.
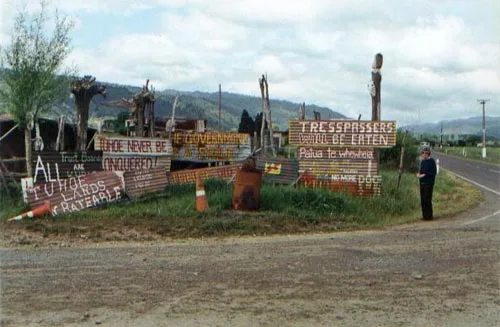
33, 81, 346, 131
402, 116, 500, 139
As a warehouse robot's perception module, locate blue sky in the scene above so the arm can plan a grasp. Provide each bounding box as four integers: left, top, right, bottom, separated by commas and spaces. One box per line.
1, 0, 499, 126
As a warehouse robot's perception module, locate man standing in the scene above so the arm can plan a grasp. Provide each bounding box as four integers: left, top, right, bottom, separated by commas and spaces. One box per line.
416, 147, 437, 220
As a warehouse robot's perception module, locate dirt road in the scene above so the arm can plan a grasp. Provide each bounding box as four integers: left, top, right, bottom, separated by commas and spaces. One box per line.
1, 186, 499, 327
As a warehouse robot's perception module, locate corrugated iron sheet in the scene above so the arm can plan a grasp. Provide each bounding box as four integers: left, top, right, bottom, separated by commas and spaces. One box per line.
299, 159, 379, 176
25, 171, 124, 216
95, 135, 173, 155
123, 166, 169, 199
102, 154, 171, 172
32, 151, 103, 182
167, 164, 241, 185
256, 156, 299, 184
289, 120, 397, 148
171, 132, 251, 162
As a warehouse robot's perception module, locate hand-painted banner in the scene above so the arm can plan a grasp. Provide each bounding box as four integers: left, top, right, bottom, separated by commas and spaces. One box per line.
32, 151, 104, 183
299, 159, 378, 176
95, 135, 173, 156
298, 147, 376, 160
25, 171, 124, 216
102, 155, 171, 171
289, 120, 396, 147
256, 156, 299, 184
167, 164, 241, 185
123, 166, 169, 199
171, 132, 252, 162
172, 144, 251, 162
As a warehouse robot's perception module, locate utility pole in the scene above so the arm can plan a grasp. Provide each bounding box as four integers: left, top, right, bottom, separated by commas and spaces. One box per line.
477, 99, 489, 158
440, 122, 443, 147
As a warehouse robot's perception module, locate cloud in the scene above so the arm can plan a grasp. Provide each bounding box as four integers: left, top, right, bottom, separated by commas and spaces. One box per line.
2, 0, 499, 126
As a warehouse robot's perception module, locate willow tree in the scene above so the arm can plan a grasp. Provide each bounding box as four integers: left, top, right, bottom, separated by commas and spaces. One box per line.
0, 1, 74, 177
71, 75, 106, 150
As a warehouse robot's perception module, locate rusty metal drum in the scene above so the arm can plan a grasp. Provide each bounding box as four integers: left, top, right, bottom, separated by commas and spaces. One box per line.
232, 168, 263, 211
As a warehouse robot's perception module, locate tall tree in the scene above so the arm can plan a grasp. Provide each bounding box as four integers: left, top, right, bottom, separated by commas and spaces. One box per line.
0, 1, 74, 176
71, 75, 106, 150
238, 109, 255, 136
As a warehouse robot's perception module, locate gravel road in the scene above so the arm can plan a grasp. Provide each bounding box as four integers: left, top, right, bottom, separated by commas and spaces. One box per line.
1, 187, 499, 327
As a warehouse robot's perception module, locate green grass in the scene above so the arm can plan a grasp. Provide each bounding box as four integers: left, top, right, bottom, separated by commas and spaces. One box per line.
1, 169, 483, 242
435, 146, 500, 165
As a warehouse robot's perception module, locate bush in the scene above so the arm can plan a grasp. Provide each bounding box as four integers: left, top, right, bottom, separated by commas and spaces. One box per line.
380, 130, 419, 172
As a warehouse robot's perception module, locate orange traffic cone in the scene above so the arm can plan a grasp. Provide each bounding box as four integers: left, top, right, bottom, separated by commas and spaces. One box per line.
8, 201, 51, 222
196, 174, 209, 212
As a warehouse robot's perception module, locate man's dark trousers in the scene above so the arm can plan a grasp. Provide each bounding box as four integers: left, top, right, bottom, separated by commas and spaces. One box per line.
420, 183, 434, 220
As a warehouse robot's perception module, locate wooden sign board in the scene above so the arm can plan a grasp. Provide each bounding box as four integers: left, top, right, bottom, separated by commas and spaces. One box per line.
25, 171, 124, 216
171, 132, 251, 162
167, 164, 241, 185
299, 159, 378, 176
32, 151, 103, 183
103, 155, 171, 172
298, 147, 376, 160
289, 120, 397, 148
95, 135, 173, 156
256, 156, 299, 184
123, 167, 169, 199
300, 173, 381, 196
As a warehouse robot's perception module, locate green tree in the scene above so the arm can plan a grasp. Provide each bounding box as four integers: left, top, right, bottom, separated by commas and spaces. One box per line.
237, 109, 255, 136
0, 1, 74, 176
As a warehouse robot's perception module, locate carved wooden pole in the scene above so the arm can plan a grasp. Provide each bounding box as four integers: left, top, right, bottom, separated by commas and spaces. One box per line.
71, 76, 106, 151
371, 53, 383, 121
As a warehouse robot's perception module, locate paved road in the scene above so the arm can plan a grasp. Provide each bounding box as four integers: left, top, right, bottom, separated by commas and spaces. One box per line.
1, 156, 499, 327
434, 152, 500, 196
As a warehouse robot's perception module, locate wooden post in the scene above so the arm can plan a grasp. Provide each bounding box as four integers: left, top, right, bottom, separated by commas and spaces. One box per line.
371, 53, 383, 168
397, 131, 408, 191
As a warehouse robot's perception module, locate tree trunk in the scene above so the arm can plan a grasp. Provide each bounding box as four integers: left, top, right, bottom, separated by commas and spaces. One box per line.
24, 128, 32, 178
76, 98, 91, 151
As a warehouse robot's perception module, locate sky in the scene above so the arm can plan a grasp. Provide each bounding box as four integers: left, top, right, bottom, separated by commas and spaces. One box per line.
1, 0, 499, 126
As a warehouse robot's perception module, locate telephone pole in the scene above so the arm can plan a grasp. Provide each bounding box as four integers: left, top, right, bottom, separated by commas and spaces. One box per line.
218, 84, 222, 131
477, 99, 489, 158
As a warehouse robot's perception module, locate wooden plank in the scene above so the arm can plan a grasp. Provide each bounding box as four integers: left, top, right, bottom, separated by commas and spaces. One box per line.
25, 171, 124, 216
289, 120, 397, 148
95, 135, 173, 156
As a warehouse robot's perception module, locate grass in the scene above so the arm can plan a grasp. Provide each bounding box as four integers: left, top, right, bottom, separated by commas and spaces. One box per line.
0, 169, 483, 242
435, 146, 500, 165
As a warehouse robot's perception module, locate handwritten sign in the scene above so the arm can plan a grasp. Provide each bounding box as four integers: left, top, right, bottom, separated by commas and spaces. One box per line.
167, 164, 240, 185
301, 173, 381, 196
289, 120, 396, 148
299, 159, 378, 176
32, 151, 103, 182
298, 147, 376, 160
171, 132, 251, 162
123, 167, 169, 199
25, 171, 124, 216
103, 155, 171, 171
95, 135, 173, 155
